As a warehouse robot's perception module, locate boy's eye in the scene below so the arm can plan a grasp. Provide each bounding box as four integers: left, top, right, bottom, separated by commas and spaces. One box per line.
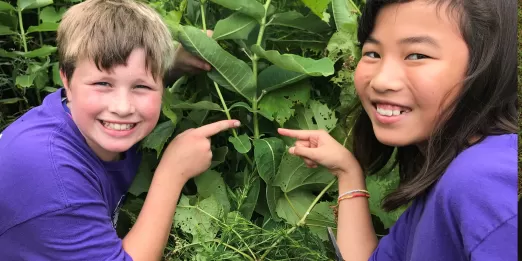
363, 52, 380, 59
94, 82, 110, 86
135, 85, 152, 90
406, 53, 429, 60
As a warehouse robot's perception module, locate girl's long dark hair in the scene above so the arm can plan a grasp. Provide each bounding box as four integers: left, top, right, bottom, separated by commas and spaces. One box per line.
352, 0, 518, 211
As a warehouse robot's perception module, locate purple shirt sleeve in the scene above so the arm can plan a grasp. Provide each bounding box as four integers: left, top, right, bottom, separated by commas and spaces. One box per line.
0, 204, 133, 261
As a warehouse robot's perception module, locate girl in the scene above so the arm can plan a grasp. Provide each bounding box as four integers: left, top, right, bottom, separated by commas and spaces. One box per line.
279, 0, 518, 260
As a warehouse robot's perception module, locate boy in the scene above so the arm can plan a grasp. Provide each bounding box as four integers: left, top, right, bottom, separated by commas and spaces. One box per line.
0, 0, 239, 260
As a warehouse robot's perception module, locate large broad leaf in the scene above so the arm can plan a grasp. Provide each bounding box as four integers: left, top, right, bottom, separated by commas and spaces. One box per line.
15, 74, 37, 88
213, 12, 257, 40
269, 11, 330, 33
253, 137, 285, 184
210, 146, 228, 168
275, 189, 314, 224
228, 133, 252, 153
251, 45, 334, 77
128, 151, 158, 196
366, 169, 404, 228
284, 101, 338, 132
258, 80, 311, 126
170, 100, 223, 111
0, 1, 15, 11
17, 0, 53, 11
0, 25, 16, 36
171, 25, 256, 100
19, 45, 57, 58
326, 30, 360, 62
258, 65, 308, 94
40, 6, 65, 23
141, 121, 175, 158
299, 0, 330, 18
174, 194, 224, 243
209, 0, 265, 21
307, 201, 337, 241
266, 185, 282, 221
229, 101, 274, 121
26, 22, 59, 33
195, 170, 231, 214
331, 0, 359, 32
273, 152, 335, 193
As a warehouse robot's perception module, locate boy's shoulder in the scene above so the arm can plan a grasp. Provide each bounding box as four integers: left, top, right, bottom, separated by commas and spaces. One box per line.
0, 89, 109, 235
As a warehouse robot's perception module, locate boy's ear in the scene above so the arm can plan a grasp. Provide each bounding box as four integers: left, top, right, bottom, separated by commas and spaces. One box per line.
59, 69, 72, 101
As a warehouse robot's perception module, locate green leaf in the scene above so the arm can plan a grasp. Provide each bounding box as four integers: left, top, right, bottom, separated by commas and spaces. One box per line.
19, 45, 57, 58
238, 176, 260, 220
0, 1, 15, 11
40, 6, 64, 23
326, 30, 360, 62
195, 170, 231, 214
253, 137, 285, 184
210, 146, 228, 168
366, 169, 404, 228
0, 25, 16, 35
273, 151, 335, 193
213, 12, 257, 40
276, 189, 315, 224
228, 133, 252, 153
209, 0, 265, 21
26, 22, 58, 33
309, 100, 337, 131
16, 74, 37, 88
141, 121, 175, 158
128, 151, 158, 196
0, 97, 24, 104
270, 11, 330, 33
258, 65, 308, 94
17, 0, 53, 11
52, 62, 62, 86
258, 80, 311, 126
331, 0, 359, 32
0, 49, 18, 58
171, 25, 256, 100
266, 185, 282, 221
170, 100, 223, 111
174, 194, 224, 243
229, 101, 274, 121
299, 0, 331, 18
251, 45, 335, 77
307, 201, 337, 241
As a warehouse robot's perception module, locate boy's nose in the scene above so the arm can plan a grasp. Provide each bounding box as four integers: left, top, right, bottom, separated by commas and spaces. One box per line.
108, 91, 135, 116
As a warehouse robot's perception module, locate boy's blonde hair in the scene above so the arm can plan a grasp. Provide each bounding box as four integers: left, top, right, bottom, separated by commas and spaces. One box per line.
57, 0, 174, 83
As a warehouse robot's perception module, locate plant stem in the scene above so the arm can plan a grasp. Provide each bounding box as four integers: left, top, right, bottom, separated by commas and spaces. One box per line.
251, 0, 272, 140
17, 8, 28, 53
259, 179, 337, 260
200, 0, 207, 31
348, 0, 362, 15
214, 82, 254, 166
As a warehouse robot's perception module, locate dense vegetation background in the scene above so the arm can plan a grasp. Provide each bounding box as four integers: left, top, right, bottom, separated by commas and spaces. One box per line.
0, 0, 520, 260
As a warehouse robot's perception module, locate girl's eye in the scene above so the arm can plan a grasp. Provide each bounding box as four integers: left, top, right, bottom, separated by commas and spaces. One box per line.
406, 53, 430, 60
363, 52, 380, 59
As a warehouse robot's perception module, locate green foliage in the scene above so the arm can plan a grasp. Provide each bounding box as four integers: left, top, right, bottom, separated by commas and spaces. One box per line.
1, 0, 406, 259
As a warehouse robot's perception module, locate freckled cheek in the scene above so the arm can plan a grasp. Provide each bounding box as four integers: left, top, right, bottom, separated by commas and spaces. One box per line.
135, 94, 162, 120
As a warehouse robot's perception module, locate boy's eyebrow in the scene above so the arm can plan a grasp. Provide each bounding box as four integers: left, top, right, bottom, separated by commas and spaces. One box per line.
365, 35, 440, 48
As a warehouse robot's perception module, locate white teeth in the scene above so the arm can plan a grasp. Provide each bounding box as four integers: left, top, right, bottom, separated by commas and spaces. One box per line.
377, 108, 402, 116
103, 121, 135, 131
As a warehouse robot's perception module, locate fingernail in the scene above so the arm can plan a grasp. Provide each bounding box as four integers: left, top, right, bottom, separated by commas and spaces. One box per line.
233, 121, 241, 127
289, 147, 295, 154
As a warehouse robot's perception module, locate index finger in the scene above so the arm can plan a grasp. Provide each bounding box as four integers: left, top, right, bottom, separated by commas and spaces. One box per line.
277, 128, 320, 140
195, 120, 241, 137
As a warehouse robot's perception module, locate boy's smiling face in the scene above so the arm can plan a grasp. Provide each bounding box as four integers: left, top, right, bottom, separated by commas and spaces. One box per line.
62, 48, 163, 161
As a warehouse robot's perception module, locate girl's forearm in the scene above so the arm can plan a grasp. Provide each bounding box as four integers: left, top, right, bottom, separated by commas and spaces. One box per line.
122, 164, 186, 261
336, 173, 378, 261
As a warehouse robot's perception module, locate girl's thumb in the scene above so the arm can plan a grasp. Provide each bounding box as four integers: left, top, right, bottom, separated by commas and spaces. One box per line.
289, 146, 317, 161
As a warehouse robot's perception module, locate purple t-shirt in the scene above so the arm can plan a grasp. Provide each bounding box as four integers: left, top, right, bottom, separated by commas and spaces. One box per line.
0, 88, 141, 260
370, 134, 518, 261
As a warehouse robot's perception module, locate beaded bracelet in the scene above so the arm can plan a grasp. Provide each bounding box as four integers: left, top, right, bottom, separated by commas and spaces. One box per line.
337, 192, 370, 203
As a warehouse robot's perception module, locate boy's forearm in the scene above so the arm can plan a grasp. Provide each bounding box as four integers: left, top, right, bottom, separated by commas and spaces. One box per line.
336, 174, 378, 261
122, 165, 186, 261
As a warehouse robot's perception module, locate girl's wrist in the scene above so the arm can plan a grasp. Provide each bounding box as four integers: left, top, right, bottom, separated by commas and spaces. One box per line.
337, 167, 366, 192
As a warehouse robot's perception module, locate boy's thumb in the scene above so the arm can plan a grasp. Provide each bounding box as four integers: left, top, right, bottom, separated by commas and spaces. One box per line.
289, 146, 316, 161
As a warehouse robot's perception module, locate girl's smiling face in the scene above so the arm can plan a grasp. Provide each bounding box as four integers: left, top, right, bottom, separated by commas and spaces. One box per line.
354, 0, 469, 147
62, 48, 163, 161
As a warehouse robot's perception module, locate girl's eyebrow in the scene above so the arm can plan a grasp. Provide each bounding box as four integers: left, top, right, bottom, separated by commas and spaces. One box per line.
366, 35, 440, 49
